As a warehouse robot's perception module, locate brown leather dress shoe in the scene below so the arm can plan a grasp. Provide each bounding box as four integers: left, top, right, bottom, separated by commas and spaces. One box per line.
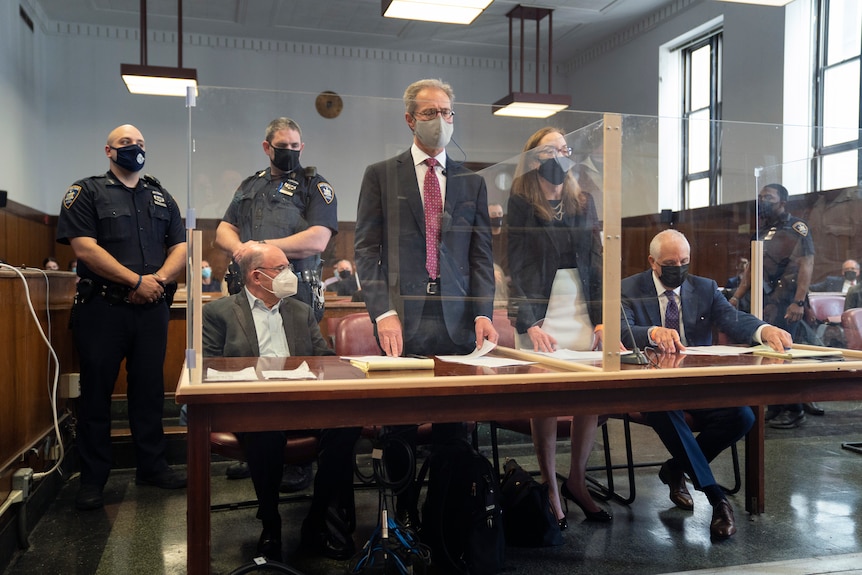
710, 499, 737, 539
659, 462, 694, 511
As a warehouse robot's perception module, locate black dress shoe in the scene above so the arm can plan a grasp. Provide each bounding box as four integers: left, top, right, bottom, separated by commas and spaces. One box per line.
225, 461, 251, 480
560, 479, 612, 522
658, 462, 694, 511
300, 516, 355, 560
803, 402, 825, 416
135, 468, 187, 489
279, 462, 313, 493
710, 499, 736, 539
769, 410, 806, 429
557, 517, 568, 531
764, 406, 782, 421
256, 526, 283, 562
75, 484, 104, 511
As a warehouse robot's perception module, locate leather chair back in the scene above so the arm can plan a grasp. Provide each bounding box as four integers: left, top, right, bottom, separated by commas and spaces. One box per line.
492, 308, 516, 348
841, 308, 862, 350
808, 294, 845, 322
335, 312, 381, 356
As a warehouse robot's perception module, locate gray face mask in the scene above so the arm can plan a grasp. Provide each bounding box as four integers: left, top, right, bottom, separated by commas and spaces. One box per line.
413, 116, 453, 150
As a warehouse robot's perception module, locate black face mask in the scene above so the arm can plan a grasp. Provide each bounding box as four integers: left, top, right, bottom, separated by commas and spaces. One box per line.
111, 144, 145, 172
536, 156, 574, 186
844, 271, 858, 281
490, 217, 503, 229
660, 264, 689, 289
338, 270, 352, 280
271, 147, 300, 173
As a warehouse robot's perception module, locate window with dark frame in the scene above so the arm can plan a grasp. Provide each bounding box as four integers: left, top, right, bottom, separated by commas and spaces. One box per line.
682, 32, 722, 209
815, 0, 862, 192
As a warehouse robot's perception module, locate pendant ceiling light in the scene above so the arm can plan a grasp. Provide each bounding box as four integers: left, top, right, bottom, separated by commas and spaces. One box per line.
492, 5, 571, 119
120, 0, 198, 97
381, 0, 493, 25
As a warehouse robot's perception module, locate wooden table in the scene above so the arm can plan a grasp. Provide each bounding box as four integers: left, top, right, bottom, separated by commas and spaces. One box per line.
176, 351, 862, 575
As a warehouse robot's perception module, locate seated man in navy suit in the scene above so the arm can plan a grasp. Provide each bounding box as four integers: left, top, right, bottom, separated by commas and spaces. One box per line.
621, 229, 792, 540
203, 243, 360, 562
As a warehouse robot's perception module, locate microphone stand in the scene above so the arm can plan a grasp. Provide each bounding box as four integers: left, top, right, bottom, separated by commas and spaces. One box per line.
620, 302, 650, 365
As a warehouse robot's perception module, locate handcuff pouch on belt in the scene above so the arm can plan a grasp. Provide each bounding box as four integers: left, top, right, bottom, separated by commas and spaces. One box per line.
299, 267, 324, 311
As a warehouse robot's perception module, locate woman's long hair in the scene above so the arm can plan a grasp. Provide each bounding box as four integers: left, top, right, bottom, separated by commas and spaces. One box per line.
511, 127, 587, 221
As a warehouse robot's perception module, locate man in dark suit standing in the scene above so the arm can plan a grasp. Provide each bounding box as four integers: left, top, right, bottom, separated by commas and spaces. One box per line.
621, 230, 792, 540
354, 78, 498, 522
203, 243, 359, 562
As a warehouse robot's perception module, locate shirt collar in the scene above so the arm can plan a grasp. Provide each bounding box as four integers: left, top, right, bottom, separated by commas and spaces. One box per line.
244, 286, 281, 313
411, 143, 446, 169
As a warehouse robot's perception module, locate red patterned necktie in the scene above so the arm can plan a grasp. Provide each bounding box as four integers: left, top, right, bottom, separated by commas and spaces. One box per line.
423, 158, 442, 279
664, 290, 680, 332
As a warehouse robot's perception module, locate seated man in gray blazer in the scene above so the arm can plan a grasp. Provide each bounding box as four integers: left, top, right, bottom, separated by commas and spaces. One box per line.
203, 243, 360, 562
621, 230, 792, 541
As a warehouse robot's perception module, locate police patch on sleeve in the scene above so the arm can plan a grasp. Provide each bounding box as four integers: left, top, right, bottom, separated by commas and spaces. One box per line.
317, 182, 334, 204
63, 185, 82, 209
792, 221, 809, 237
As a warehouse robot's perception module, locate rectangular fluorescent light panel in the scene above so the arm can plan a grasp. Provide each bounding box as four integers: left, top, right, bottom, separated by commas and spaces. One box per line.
121, 64, 198, 97
382, 0, 493, 25
715, 0, 794, 6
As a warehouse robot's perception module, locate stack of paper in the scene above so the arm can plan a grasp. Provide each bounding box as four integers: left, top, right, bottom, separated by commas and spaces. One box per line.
346, 356, 435, 372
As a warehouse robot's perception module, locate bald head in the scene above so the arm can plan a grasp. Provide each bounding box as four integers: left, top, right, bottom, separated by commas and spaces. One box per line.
106, 124, 144, 148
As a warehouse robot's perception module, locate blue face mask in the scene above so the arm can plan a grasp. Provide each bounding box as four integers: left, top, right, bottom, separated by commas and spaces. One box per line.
111, 144, 145, 172
202, 267, 212, 280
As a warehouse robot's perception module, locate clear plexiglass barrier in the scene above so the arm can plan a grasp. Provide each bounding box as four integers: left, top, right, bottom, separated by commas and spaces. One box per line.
180, 86, 862, 380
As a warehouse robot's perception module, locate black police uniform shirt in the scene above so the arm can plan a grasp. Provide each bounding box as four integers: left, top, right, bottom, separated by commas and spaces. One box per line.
221, 166, 338, 273
757, 211, 815, 288
56, 171, 185, 283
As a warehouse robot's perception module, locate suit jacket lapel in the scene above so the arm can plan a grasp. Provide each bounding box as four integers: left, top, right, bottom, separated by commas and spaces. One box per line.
680, 281, 696, 336
642, 272, 662, 327
233, 295, 261, 357
279, 305, 298, 356
397, 150, 424, 233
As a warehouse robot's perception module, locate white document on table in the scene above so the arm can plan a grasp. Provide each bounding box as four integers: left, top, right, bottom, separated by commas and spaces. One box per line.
205, 366, 259, 381
437, 339, 535, 367
262, 360, 318, 380
682, 345, 756, 356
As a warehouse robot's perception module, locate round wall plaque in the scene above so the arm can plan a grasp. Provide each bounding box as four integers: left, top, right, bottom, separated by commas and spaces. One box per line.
315, 91, 343, 119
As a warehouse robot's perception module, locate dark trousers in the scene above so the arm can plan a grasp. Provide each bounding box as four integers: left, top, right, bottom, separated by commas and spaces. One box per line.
644, 407, 754, 491
240, 427, 362, 530
385, 294, 474, 512
73, 297, 170, 487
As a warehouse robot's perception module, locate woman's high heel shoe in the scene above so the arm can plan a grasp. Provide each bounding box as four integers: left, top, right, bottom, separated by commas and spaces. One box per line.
557, 516, 568, 531
561, 480, 612, 522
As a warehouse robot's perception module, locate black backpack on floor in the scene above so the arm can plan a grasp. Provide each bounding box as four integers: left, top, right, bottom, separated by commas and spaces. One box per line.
417, 439, 505, 575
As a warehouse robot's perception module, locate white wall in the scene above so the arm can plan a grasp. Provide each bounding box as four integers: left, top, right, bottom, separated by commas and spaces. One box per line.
1, 0, 796, 221
565, 1, 788, 216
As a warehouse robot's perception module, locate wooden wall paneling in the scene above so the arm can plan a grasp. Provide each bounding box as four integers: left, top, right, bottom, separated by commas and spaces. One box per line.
0, 271, 77, 476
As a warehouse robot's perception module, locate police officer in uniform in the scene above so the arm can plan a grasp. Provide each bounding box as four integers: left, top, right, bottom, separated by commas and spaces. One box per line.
57, 124, 187, 511
730, 183, 814, 429
215, 117, 337, 490
216, 117, 335, 323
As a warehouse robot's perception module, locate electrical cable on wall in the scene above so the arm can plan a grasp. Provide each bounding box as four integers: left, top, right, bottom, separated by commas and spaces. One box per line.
0, 263, 66, 480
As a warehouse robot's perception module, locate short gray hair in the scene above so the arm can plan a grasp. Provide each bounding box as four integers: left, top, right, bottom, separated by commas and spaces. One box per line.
649, 229, 689, 260
265, 117, 302, 143
403, 79, 455, 116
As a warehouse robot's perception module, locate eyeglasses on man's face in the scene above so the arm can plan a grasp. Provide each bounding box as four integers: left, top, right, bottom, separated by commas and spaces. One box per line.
534, 145, 573, 158
414, 108, 455, 121
256, 263, 294, 274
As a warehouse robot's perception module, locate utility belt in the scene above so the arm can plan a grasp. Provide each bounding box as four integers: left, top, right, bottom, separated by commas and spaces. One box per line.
75, 277, 176, 308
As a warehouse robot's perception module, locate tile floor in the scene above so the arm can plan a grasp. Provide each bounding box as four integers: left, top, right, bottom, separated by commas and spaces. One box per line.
3, 401, 862, 575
